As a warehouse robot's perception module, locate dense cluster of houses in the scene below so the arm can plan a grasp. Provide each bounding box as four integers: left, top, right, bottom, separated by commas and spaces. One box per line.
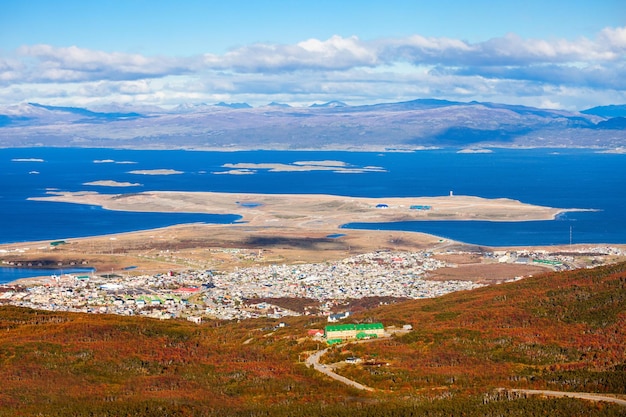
1, 246, 623, 322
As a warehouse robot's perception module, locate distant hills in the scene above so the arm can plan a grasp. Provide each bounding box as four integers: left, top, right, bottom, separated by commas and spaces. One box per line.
309, 100, 348, 108
27, 102, 143, 119
0, 99, 624, 149
582, 104, 626, 118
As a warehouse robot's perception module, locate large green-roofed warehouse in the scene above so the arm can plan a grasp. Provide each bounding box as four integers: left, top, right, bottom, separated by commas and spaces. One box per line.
324, 323, 384, 341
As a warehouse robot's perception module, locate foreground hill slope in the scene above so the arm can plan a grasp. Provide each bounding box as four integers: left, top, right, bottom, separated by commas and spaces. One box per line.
338, 262, 626, 395
0, 262, 625, 416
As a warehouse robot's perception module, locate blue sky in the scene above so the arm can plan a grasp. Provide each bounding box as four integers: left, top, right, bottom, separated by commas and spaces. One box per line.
1, 0, 625, 109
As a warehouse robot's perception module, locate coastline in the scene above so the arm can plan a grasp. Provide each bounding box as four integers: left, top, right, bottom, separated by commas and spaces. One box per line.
3, 144, 626, 152
29, 191, 570, 229
3, 190, 619, 286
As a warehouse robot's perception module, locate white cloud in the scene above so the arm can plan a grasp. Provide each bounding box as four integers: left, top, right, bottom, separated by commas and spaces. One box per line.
199, 30, 624, 72
1, 27, 625, 110
117, 80, 152, 94
203, 35, 377, 72
599, 26, 626, 50
10, 45, 194, 83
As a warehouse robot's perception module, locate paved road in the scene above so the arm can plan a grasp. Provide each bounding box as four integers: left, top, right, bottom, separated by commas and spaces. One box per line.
305, 347, 374, 391
505, 389, 626, 406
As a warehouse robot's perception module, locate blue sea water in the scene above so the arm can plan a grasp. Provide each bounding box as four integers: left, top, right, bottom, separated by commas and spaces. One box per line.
0, 267, 95, 282
1, 147, 625, 249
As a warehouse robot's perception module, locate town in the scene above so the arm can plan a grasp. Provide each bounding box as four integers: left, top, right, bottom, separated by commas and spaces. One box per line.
1, 246, 624, 322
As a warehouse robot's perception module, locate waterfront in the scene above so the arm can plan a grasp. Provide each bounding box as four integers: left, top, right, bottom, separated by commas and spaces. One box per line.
0, 267, 95, 283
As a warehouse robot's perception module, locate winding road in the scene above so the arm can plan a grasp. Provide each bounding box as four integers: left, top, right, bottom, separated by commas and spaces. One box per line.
505, 388, 626, 407
305, 345, 626, 406
305, 347, 374, 392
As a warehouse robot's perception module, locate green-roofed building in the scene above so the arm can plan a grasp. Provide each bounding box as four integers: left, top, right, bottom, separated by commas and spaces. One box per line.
324, 323, 384, 341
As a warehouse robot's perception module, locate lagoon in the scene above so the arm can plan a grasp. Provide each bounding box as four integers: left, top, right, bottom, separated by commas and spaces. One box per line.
0, 267, 95, 284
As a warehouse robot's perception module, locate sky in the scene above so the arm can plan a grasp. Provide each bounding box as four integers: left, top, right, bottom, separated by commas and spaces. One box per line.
1, 0, 625, 110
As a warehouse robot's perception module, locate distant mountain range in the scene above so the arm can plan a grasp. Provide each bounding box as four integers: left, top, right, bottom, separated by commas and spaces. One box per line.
581, 104, 626, 118
0, 99, 624, 150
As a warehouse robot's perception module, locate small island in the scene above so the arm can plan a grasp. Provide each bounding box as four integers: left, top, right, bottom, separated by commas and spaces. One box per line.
127, 169, 183, 175
83, 180, 142, 187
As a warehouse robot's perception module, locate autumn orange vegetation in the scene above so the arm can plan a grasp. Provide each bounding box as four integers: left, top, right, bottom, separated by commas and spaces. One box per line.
335, 262, 626, 395
0, 262, 625, 416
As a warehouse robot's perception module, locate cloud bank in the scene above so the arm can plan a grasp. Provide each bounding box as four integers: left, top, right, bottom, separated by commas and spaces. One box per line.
2, 27, 625, 110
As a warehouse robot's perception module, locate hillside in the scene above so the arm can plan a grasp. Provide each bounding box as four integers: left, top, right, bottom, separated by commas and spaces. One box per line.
0, 262, 625, 416
583, 105, 626, 118
332, 262, 626, 395
1, 99, 624, 150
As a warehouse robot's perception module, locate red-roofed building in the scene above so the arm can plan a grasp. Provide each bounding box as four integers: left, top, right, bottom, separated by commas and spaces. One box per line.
173, 287, 200, 294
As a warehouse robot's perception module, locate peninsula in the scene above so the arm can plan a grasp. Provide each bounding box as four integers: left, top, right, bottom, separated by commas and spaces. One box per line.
30, 190, 568, 230
5, 190, 622, 322
9, 190, 594, 279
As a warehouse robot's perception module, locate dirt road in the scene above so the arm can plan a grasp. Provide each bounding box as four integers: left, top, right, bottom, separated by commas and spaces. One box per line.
305, 347, 374, 392
507, 388, 626, 406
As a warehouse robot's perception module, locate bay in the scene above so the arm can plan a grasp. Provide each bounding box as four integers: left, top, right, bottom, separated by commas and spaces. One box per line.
0, 267, 95, 283
1, 147, 625, 247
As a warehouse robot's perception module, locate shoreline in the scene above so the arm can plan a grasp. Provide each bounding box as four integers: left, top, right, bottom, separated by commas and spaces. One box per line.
29, 191, 570, 226
3, 144, 625, 152
3, 191, 619, 286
